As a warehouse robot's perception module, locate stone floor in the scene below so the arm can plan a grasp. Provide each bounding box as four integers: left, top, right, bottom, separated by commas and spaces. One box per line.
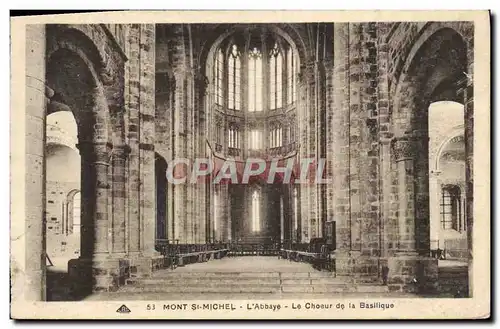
170, 256, 315, 273
47, 256, 469, 301
85, 257, 416, 301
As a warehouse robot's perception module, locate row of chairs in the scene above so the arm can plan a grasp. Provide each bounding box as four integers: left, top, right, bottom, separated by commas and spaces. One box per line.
155, 240, 229, 269
280, 238, 335, 272
227, 243, 281, 257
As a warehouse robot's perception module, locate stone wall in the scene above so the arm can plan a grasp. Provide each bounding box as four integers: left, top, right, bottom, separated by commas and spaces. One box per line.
25, 22, 475, 300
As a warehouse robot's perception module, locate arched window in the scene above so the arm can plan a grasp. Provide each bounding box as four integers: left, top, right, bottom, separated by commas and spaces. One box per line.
269, 43, 283, 110
72, 191, 81, 234
228, 126, 240, 149
269, 126, 283, 148
228, 45, 241, 110
214, 48, 224, 106
440, 185, 461, 231
248, 47, 263, 112
287, 47, 297, 104
252, 190, 261, 232
248, 129, 262, 150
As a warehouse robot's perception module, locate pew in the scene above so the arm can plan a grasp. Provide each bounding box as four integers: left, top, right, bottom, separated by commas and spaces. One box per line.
280, 239, 335, 272
155, 241, 229, 269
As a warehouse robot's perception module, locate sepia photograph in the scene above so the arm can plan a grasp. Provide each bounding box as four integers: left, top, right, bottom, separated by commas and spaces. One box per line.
9, 10, 490, 319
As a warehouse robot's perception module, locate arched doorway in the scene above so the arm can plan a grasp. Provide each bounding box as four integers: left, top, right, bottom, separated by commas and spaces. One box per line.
45, 111, 81, 268
391, 26, 472, 294
44, 30, 113, 297
428, 101, 466, 259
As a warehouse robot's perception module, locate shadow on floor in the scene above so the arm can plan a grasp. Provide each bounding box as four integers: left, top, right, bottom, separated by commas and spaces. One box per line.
46, 269, 91, 301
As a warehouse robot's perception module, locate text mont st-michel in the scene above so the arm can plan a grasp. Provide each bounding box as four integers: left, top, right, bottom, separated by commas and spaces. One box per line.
160, 302, 396, 311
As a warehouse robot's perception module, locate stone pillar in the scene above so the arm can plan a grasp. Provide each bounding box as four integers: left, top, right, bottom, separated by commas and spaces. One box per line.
463, 77, 473, 297
387, 134, 438, 293
111, 144, 130, 254
347, 23, 362, 252
21, 24, 51, 301
379, 133, 393, 257
68, 140, 131, 293
331, 23, 351, 257
138, 24, 157, 256
77, 141, 113, 258
126, 24, 142, 255
392, 136, 418, 254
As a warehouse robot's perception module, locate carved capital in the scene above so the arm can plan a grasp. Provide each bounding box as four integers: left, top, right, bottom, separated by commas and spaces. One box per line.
392, 137, 413, 162
77, 141, 113, 164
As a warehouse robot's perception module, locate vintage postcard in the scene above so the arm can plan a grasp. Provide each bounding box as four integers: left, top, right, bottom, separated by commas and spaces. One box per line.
10, 10, 490, 319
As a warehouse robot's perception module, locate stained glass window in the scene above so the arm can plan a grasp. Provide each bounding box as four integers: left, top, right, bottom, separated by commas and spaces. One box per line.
248, 47, 263, 112
228, 126, 240, 148
270, 43, 283, 110
287, 47, 296, 104
215, 49, 224, 106
248, 129, 262, 150
228, 45, 241, 110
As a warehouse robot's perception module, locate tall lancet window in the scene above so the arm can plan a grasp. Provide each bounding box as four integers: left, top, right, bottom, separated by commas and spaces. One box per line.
248, 47, 263, 112
269, 43, 283, 110
215, 48, 224, 106
287, 47, 296, 104
248, 129, 262, 150
252, 190, 261, 232
228, 45, 241, 110
228, 126, 240, 149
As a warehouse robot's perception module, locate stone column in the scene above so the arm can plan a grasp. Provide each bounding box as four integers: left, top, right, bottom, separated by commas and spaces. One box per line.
387, 134, 438, 293
392, 136, 417, 254
379, 133, 393, 257
138, 24, 157, 256
126, 24, 142, 255
77, 141, 113, 258
111, 144, 130, 254
332, 22, 351, 252
21, 24, 51, 301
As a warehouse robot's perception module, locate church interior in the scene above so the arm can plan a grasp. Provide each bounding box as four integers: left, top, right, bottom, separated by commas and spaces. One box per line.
22, 21, 474, 301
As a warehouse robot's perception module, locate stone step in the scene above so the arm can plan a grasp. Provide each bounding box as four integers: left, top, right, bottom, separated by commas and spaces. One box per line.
128, 277, 348, 286
121, 282, 388, 294
152, 271, 281, 278
120, 284, 282, 294
354, 284, 390, 293
128, 278, 282, 285
152, 271, 339, 279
